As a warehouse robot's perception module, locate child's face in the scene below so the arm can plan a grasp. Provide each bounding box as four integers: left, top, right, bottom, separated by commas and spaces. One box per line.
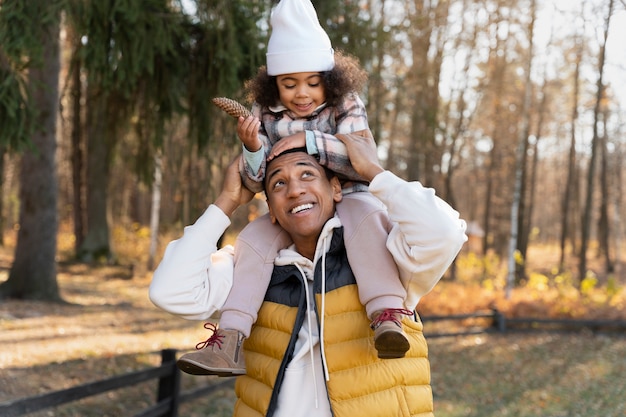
276, 72, 326, 118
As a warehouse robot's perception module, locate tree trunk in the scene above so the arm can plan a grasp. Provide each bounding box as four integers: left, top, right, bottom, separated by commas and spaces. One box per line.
0, 147, 5, 246
147, 151, 163, 271
481, 8, 507, 256
579, 0, 613, 284
526, 79, 548, 274
597, 107, 612, 273
366, 0, 386, 143
559, 37, 582, 273
506, 0, 535, 296
69, 30, 85, 253
406, 0, 449, 186
77, 87, 112, 263
513, 0, 538, 284
0, 12, 61, 301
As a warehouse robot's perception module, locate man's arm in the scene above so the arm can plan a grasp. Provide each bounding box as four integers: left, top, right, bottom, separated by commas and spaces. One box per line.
149, 155, 252, 319
215, 154, 255, 216
336, 132, 468, 310
369, 171, 467, 310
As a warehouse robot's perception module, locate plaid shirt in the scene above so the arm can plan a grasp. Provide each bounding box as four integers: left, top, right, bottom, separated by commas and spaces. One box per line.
241, 92, 370, 193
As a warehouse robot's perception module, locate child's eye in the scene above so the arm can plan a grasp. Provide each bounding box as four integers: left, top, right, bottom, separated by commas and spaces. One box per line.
309, 82, 320, 88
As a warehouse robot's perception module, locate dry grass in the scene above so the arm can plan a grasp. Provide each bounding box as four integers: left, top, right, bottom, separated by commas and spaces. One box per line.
1, 227, 625, 416
429, 332, 626, 417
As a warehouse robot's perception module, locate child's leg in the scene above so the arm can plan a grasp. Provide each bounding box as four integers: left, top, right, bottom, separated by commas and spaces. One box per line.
336, 192, 411, 359
336, 192, 407, 318
176, 214, 291, 376
220, 213, 291, 337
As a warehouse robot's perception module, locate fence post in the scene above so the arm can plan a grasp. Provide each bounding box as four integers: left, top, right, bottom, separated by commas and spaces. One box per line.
492, 308, 506, 332
157, 349, 181, 417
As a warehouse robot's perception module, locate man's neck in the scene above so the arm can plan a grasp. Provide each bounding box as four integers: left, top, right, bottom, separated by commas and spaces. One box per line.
293, 240, 316, 261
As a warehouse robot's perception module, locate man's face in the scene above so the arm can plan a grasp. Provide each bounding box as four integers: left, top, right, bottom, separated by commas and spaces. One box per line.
265, 152, 342, 245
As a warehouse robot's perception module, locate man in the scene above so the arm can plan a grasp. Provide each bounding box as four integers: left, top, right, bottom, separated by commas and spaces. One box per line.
150, 132, 467, 417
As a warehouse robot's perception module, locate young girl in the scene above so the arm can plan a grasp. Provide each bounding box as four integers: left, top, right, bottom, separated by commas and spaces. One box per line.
177, 0, 411, 376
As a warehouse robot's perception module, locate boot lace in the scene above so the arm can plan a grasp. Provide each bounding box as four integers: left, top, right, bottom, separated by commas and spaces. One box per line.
195, 322, 223, 350
370, 308, 414, 330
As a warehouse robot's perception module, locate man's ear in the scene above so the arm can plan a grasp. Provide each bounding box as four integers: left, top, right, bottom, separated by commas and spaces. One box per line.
331, 176, 342, 203
267, 202, 278, 224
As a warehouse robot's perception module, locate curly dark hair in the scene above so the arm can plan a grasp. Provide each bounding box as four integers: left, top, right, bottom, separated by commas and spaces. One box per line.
244, 50, 368, 109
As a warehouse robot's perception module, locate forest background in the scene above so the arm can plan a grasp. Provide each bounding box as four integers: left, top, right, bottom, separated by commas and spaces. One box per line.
0, 0, 625, 335
1, 0, 626, 416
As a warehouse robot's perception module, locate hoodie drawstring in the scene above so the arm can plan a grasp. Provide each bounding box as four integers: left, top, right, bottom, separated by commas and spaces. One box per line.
319, 236, 330, 382
295, 262, 319, 409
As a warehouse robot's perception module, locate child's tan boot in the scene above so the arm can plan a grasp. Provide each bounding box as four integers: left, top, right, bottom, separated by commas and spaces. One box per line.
177, 324, 246, 376
370, 308, 413, 359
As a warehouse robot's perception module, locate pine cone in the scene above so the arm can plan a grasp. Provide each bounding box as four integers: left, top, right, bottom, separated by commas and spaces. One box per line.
212, 97, 252, 118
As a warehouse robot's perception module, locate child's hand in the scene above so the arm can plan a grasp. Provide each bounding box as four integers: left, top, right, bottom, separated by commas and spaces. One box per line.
237, 115, 262, 152
267, 132, 306, 160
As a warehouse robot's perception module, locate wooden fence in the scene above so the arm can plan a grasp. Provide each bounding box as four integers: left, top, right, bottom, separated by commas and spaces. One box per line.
422, 308, 626, 337
0, 349, 234, 417
2, 310, 625, 416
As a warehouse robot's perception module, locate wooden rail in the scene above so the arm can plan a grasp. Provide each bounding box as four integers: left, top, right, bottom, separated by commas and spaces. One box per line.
0, 349, 234, 417
422, 308, 626, 337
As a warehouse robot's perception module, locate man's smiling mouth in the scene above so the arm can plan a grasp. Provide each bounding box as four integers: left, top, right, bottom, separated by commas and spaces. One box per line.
291, 203, 313, 214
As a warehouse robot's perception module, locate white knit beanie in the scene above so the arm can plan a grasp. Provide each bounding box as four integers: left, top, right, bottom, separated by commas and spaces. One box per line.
266, 0, 335, 76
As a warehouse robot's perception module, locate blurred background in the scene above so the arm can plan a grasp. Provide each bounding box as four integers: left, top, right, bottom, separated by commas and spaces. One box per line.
0, 0, 624, 297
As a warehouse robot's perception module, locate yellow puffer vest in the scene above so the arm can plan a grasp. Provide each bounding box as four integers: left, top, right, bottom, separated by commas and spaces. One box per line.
233, 230, 434, 417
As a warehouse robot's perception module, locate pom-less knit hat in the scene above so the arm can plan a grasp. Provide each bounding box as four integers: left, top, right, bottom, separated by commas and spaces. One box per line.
266, 0, 335, 76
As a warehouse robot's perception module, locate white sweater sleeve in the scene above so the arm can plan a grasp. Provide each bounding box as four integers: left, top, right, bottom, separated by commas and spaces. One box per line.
368, 171, 468, 311
149, 204, 235, 321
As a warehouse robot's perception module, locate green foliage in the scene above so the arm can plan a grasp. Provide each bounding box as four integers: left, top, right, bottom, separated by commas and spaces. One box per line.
0, 0, 64, 69
68, 0, 184, 94
64, 0, 195, 183
0, 65, 33, 150
62, 0, 272, 183
0, 0, 64, 150
313, 0, 378, 65
187, 0, 271, 148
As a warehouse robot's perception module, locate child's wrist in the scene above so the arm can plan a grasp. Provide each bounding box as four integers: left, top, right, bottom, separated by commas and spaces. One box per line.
305, 130, 318, 155
244, 141, 262, 152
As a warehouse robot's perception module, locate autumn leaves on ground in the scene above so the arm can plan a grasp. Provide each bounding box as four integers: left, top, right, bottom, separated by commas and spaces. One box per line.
1, 226, 625, 417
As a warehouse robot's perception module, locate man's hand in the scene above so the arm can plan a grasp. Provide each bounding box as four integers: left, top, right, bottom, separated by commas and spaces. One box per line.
237, 115, 262, 152
336, 131, 384, 182
215, 155, 255, 217
267, 132, 306, 161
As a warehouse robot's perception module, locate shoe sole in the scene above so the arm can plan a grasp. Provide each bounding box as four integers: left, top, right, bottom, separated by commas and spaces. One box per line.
176, 358, 246, 377
375, 331, 410, 359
